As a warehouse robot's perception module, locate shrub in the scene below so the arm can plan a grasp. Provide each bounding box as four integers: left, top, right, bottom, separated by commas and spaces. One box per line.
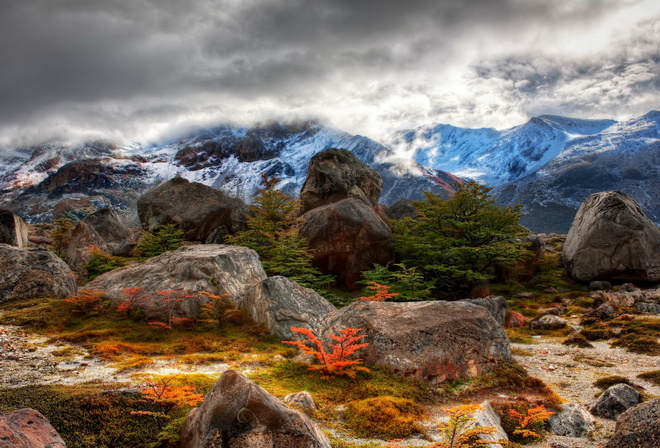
637, 370, 660, 386
84, 249, 132, 280
135, 223, 184, 257
359, 282, 399, 302
50, 217, 74, 257
344, 396, 427, 439
431, 404, 505, 448
282, 327, 369, 379
63, 290, 106, 315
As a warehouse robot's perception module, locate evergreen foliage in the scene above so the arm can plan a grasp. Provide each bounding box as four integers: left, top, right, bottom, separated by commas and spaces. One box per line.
392, 181, 529, 293
359, 263, 435, 301
226, 174, 332, 290
135, 223, 184, 257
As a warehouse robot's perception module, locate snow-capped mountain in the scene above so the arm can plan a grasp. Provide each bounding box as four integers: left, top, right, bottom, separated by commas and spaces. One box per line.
0, 120, 459, 223
385, 111, 660, 233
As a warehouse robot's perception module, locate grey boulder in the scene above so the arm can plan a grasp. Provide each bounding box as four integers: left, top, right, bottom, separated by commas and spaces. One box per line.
548, 403, 595, 437
604, 398, 660, 448
178, 370, 330, 448
590, 383, 641, 420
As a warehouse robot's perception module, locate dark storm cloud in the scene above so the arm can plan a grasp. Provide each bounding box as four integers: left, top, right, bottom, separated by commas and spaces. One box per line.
0, 0, 658, 145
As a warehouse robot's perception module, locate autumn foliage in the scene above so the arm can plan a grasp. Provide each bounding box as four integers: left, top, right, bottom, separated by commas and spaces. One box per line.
137, 375, 203, 415
282, 327, 370, 379
63, 290, 106, 315
431, 404, 505, 448
508, 404, 554, 441
359, 282, 399, 302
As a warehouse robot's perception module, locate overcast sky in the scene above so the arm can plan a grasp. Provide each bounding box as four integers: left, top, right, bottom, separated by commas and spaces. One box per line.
1, 0, 658, 146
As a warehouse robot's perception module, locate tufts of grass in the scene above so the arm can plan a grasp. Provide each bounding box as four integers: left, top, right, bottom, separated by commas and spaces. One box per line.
506, 329, 535, 344
593, 376, 634, 390
637, 370, 660, 387
344, 396, 428, 440
456, 362, 562, 409
611, 334, 660, 356
562, 333, 594, 348
511, 347, 535, 357
573, 354, 614, 368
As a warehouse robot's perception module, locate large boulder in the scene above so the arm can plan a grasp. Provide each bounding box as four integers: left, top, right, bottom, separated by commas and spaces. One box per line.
0, 210, 29, 248
300, 198, 392, 289
590, 383, 641, 420
0, 245, 77, 303
137, 177, 248, 241
0, 408, 66, 448
460, 296, 506, 326
86, 245, 267, 320
178, 370, 331, 448
563, 191, 660, 282
65, 208, 137, 276
300, 148, 382, 214
604, 398, 660, 448
241, 276, 337, 340
86, 245, 335, 336
548, 403, 595, 438
320, 300, 511, 384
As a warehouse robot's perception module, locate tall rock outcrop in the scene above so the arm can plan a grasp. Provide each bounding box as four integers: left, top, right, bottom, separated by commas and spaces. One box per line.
563, 191, 660, 282
65, 208, 136, 276
0, 209, 29, 248
320, 300, 511, 384
137, 177, 248, 242
179, 370, 331, 448
299, 149, 392, 288
300, 148, 382, 214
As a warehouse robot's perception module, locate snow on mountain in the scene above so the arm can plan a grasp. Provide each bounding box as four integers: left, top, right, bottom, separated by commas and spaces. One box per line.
0, 120, 457, 223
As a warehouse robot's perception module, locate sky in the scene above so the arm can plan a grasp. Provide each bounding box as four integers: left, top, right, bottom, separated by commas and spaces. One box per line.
0, 0, 658, 147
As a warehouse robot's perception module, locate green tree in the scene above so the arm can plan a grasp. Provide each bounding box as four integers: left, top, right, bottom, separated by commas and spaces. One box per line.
135, 223, 184, 257
393, 181, 529, 293
226, 174, 332, 290
359, 263, 434, 301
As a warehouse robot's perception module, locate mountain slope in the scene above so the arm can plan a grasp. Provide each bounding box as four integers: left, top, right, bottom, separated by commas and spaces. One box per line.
385, 111, 660, 233
0, 121, 459, 223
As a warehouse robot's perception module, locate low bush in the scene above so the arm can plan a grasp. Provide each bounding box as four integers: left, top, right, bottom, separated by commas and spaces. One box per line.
344, 396, 427, 439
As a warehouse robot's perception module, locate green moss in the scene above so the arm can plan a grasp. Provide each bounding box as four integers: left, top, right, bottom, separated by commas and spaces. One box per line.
611, 333, 660, 356
511, 347, 535, 357
249, 361, 432, 412
0, 383, 165, 448
344, 396, 427, 439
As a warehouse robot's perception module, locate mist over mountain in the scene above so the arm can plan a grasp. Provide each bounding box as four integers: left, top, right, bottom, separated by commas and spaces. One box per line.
1, 111, 658, 233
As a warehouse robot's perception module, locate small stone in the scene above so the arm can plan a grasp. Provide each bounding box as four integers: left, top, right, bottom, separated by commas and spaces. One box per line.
284, 391, 318, 416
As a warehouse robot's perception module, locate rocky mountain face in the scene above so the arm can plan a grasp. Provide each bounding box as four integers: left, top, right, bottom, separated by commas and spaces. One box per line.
0, 121, 459, 223
386, 111, 660, 233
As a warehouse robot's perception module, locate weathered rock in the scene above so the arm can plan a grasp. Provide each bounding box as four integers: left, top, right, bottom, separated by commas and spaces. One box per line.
634, 302, 660, 314
300, 148, 382, 214
284, 392, 318, 417
590, 383, 641, 420
137, 177, 248, 241
179, 370, 331, 448
563, 191, 660, 282
604, 398, 660, 448
471, 401, 509, 447
0, 245, 77, 303
505, 311, 527, 329
589, 280, 612, 291
320, 300, 511, 384
241, 276, 336, 340
300, 198, 392, 289
65, 208, 137, 276
0, 408, 66, 448
86, 245, 267, 320
530, 314, 567, 330
548, 403, 595, 437
460, 296, 506, 326
0, 210, 28, 248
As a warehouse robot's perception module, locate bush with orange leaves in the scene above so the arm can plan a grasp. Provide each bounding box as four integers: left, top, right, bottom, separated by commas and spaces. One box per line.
359, 282, 399, 302
507, 404, 554, 442
63, 290, 106, 315
431, 404, 506, 448
282, 327, 370, 379
136, 375, 204, 415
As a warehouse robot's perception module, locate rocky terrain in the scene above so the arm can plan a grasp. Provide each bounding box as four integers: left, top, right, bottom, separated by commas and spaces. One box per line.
1, 153, 659, 448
